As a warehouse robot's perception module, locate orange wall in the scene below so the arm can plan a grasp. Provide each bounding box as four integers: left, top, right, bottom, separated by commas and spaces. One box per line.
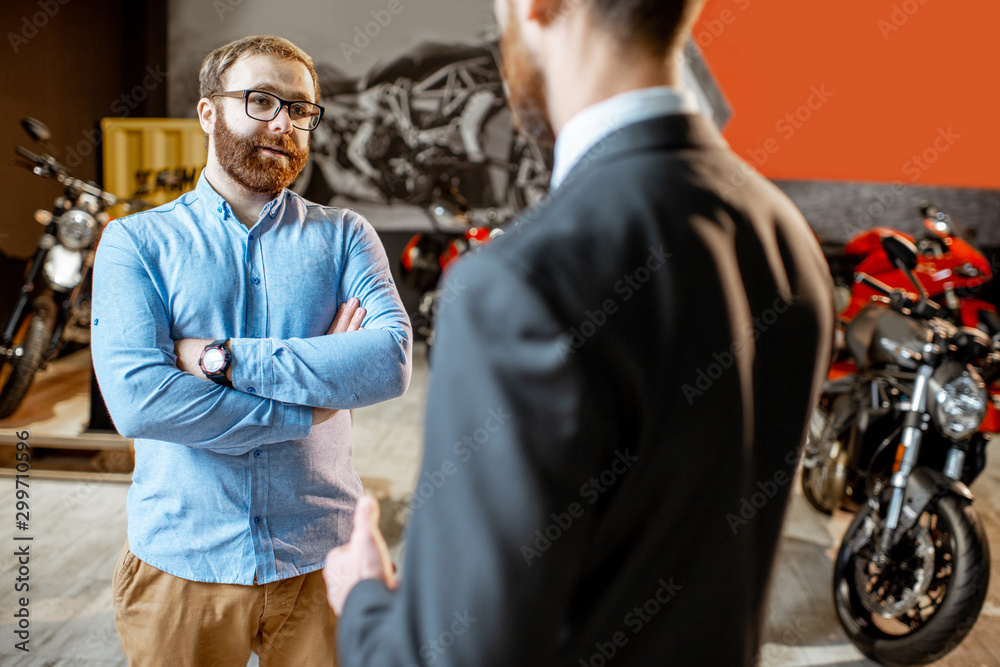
694, 0, 999, 189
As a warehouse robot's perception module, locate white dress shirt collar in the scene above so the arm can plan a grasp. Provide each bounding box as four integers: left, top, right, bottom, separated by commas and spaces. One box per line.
550, 86, 701, 190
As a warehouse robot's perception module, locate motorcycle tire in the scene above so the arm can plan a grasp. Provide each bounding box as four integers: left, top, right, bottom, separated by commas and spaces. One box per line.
800, 462, 835, 515
0, 297, 57, 420
833, 494, 990, 666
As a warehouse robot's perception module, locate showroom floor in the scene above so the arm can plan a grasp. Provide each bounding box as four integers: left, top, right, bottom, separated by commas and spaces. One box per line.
0, 347, 998, 666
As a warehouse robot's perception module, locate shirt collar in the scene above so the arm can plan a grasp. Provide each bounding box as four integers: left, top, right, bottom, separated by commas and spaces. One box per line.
195, 170, 291, 224
550, 86, 701, 190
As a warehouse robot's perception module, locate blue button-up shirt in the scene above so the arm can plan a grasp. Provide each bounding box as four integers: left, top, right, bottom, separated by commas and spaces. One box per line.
91, 172, 412, 585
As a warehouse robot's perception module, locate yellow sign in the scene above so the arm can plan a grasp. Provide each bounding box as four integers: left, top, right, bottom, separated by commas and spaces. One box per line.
101, 118, 207, 217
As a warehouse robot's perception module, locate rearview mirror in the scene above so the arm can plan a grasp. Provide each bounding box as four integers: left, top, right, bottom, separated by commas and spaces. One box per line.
21, 117, 51, 143
882, 235, 918, 271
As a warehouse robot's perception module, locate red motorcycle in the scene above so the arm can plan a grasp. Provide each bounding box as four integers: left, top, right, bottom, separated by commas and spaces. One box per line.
804, 204, 1000, 518
399, 202, 500, 345
831, 203, 999, 334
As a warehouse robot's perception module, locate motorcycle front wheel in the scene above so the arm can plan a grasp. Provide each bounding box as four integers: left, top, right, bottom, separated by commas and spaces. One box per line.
833, 494, 990, 666
0, 296, 56, 419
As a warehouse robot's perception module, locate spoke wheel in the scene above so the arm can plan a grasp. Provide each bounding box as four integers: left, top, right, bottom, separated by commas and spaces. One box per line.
0, 297, 56, 419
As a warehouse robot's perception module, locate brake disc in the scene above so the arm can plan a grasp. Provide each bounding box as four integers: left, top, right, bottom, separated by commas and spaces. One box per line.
856, 524, 936, 618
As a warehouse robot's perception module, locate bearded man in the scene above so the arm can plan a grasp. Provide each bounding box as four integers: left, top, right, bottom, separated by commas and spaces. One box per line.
91, 35, 411, 666
325, 0, 833, 665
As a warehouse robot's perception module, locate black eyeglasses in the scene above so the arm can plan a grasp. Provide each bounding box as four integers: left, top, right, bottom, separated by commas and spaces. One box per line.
211, 90, 325, 131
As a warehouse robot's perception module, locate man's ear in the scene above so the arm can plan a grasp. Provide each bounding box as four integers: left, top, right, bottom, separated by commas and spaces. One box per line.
196, 98, 216, 136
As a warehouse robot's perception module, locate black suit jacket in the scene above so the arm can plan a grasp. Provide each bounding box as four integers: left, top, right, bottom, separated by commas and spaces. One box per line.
339, 114, 834, 666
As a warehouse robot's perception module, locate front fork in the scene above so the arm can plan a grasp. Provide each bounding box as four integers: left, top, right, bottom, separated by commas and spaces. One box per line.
1, 233, 54, 357
878, 354, 937, 556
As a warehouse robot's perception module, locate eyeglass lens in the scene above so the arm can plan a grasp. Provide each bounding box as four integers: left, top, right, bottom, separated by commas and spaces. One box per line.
246, 91, 322, 130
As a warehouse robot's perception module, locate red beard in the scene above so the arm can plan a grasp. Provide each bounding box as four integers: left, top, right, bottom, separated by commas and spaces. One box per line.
500, 0, 555, 147
213, 109, 308, 195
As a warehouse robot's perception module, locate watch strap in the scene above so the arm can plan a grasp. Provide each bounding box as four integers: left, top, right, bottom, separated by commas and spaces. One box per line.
200, 339, 233, 388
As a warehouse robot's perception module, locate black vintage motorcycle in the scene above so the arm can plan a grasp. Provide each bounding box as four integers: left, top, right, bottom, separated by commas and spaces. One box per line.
297, 40, 551, 221
0, 118, 139, 419
802, 234, 997, 664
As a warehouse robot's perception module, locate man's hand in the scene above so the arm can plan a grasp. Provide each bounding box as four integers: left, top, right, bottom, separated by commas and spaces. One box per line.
173, 299, 365, 388
312, 298, 367, 426
328, 297, 366, 334
324, 495, 396, 615
174, 338, 213, 379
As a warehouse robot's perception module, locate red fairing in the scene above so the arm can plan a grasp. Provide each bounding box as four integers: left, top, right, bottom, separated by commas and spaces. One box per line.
840, 226, 995, 322
980, 398, 1000, 435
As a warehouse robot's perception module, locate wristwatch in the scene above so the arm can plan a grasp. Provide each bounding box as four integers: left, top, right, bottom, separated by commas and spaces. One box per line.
199, 339, 233, 387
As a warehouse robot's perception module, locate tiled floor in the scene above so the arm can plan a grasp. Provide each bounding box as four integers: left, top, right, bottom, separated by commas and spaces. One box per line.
0, 347, 998, 665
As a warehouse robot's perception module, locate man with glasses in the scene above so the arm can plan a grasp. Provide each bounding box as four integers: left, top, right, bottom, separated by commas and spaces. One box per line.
91, 35, 411, 666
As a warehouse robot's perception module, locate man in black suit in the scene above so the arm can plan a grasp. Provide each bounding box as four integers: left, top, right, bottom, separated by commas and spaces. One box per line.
325, 0, 834, 664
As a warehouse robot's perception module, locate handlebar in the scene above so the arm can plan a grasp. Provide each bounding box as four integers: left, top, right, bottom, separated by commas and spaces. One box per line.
855, 272, 893, 295
13, 145, 117, 207
15, 146, 41, 163
855, 272, 942, 320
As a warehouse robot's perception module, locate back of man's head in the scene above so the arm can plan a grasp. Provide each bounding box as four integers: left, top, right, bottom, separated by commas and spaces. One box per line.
581, 0, 707, 56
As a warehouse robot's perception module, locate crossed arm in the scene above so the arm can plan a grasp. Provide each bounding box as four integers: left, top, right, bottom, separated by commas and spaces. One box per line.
91, 221, 411, 454
173, 297, 368, 427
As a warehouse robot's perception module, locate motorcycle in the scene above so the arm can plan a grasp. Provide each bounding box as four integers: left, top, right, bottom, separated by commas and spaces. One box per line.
399, 202, 503, 344
825, 203, 999, 335
802, 234, 998, 664
301, 40, 553, 344
298, 40, 551, 222
0, 118, 140, 419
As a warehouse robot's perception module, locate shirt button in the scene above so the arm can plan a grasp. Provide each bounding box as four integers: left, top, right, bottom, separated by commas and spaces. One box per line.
247, 387, 256, 394
248, 234, 255, 242
93, 318, 99, 326
254, 517, 261, 525
252, 276, 260, 285
253, 450, 261, 458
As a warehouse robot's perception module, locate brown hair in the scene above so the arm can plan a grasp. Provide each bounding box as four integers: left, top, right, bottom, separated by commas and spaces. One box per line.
580, 0, 708, 57
199, 35, 321, 102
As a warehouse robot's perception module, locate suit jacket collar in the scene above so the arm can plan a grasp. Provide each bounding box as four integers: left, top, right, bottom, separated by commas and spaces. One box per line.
555, 113, 729, 190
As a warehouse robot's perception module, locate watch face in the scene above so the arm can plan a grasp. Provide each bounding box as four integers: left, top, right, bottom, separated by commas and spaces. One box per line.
202, 347, 226, 373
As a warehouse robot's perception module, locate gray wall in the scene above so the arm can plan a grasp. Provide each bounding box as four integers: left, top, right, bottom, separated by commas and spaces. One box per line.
168, 0, 495, 118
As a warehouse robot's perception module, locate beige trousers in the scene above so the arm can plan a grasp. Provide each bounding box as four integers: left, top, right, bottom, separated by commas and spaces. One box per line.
112, 540, 338, 666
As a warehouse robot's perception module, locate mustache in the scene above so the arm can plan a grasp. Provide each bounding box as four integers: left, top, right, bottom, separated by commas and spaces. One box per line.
252, 135, 295, 154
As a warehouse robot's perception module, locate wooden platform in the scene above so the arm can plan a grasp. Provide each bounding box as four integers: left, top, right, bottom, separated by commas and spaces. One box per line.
0, 350, 133, 483
0, 347, 998, 665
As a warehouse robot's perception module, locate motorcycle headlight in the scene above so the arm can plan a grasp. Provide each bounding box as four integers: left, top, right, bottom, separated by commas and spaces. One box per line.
43, 244, 84, 291
56, 209, 97, 250
933, 371, 987, 440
